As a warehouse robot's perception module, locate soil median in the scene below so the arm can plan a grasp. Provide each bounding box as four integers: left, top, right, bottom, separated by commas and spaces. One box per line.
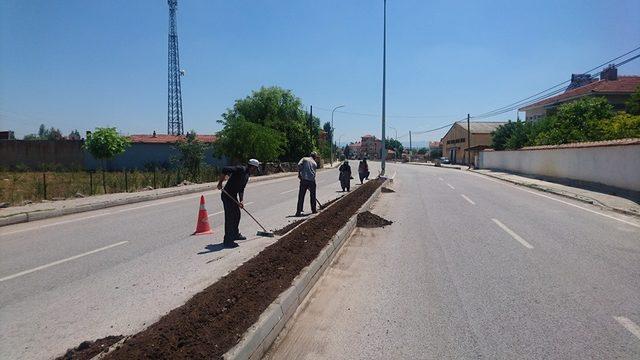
80, 178, 385, 360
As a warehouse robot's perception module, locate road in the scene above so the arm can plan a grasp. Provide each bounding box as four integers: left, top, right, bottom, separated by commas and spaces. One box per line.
0, 162, 372, 360
265, 162, 640, 359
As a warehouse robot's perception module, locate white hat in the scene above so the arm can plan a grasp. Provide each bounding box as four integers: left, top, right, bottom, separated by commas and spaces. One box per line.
248, 159, 261, 167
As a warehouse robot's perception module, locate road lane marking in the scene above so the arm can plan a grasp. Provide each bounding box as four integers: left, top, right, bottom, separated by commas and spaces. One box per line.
461, 194, 476, 205
0, 241, 129, 282
491, 219, 534, 249
468, 172, 640, 229
438, 177, 444, 181
615, 317, 640, 340
0, 213, 113, 236
446, 183, 455, 190
280, 189, 297, 194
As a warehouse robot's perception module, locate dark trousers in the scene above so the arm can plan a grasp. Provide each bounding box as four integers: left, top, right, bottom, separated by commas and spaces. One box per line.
296, 179, 317, 214
221, 192, 241, 243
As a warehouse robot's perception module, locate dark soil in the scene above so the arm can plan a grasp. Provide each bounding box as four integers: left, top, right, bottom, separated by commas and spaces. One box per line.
100, 178, 384, 360
273, 219, 305, 235
56, 335, 123, 360
381, 187, 395, 193
357, 211, 393, 228
319, 195, 343, 209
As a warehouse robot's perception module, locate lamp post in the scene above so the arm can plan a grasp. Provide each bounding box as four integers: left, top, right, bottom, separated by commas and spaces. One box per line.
330, 105, 345, 165
380, 0, 387, 175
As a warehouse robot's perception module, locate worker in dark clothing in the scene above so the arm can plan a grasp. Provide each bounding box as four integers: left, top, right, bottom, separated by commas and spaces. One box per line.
295, 152, 319, 216
217, 158, 261, 248
338, 156, 352, 192
358, 158, 369, 184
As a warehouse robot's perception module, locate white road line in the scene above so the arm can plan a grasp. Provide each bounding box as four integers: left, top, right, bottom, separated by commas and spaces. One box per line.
446, 183, 455, 190
471, 173, 640, 229
461, 194, 476, 205
0, 241, 129, 282
438, 177, 444, 181
615, 316, 640, 340
280, 188, 297, 194
491, 219, 534, 249
0, 213, 112, 237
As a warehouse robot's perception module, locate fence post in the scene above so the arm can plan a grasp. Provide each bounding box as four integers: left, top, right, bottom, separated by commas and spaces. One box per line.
124, 170, 128, 193
89, 171, 93, 196
43, 172, 47, 200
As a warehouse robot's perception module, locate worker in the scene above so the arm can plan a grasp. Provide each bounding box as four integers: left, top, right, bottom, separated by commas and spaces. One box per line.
295, 151, 319, 216
217, 158, 261, 248
338, 155, 352, 192
358, 157, 369, 184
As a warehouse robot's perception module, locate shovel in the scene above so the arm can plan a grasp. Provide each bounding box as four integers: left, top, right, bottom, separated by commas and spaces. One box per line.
221, 189, 274, 237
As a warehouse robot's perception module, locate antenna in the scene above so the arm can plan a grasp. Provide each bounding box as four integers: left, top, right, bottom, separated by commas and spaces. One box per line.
167, 0, 184, 135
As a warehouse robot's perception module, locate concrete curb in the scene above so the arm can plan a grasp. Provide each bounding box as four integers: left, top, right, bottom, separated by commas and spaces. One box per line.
223, 180, 386, 360
472, 170, 640, 218
0, 172, 299, 228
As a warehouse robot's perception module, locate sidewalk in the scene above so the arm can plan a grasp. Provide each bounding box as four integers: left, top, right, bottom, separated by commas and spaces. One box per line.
472, 169, 640, 218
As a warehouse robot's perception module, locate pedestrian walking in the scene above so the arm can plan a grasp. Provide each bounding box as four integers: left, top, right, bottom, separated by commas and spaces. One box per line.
338, 156, 352, 192
295, 152, 319, 216
358, 158, 369, 184
217, 158, 261, 248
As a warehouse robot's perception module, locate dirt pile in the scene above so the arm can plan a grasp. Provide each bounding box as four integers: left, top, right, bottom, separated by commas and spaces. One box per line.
96, 178, 384, 360
56, 335, 123, 360
273, 219, 305, 235
381, 187, 395, 193
357, 211, 393, 228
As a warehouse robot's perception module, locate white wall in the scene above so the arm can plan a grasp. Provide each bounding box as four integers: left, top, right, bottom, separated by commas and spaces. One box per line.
478, 144, 640, 191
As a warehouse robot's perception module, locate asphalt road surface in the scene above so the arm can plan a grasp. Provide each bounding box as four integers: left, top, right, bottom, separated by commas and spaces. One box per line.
265, 162, 640, 359
0, 162, 375, 360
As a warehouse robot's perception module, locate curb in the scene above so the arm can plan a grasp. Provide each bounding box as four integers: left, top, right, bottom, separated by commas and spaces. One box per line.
472, 170, 640, 218
223, 180, 386, 360
0, 172, 299, 228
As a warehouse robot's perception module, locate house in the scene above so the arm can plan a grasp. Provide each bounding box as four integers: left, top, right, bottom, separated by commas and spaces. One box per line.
360, 134, 383, 159
85, 132, 225, 170
520, 66, 640, 121
441, 121, 507, 165
347, 141, 362, 159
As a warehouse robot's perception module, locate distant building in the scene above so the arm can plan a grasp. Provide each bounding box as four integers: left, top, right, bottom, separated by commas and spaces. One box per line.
0, 131, 15, 140
347, 142, 362, 159
441, 122, 507, 165
360, 134, 383, 159
428, 141, 441, 150
520, 66, 640, 121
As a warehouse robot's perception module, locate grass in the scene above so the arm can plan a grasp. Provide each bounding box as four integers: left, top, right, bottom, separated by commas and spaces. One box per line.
0, 168, 219, 206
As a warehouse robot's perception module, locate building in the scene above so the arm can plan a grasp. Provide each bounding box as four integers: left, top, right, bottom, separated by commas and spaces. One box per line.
360, 135, 383, 159
520, 66, 640, 121
441, 121, 507, 165
347, 142, 362, 159
0, 131, 15, 140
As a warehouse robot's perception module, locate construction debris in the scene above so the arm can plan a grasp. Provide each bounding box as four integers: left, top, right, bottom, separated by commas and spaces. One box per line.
357, 211, 393, 228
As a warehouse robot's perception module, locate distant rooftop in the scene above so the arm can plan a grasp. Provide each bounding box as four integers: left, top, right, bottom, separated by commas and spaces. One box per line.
454, 121, 508, 134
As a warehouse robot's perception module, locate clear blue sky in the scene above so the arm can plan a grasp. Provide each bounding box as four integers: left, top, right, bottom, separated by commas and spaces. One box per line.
1, 0, 639, 146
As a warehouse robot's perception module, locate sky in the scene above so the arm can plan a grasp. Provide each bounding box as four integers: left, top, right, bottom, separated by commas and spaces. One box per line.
1, 0, 639, 147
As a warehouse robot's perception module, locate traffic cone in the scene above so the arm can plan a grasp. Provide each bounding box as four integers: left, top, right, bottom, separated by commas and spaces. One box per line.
193, 195, 213, 235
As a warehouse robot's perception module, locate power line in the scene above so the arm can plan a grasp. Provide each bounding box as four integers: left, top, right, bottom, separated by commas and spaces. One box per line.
313, 106, 453, 119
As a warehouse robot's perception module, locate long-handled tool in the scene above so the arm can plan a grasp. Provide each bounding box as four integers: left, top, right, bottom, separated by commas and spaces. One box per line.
222, 189, 274, 237
316, 198, 325, 210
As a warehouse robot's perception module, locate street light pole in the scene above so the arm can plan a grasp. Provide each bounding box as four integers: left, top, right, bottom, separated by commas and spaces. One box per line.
380, 0, 387, 175
331, 105, 345, 166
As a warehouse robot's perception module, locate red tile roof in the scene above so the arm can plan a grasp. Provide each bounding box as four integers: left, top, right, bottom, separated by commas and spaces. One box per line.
128, 134, 217, 144
520, 138, 640, 150
520, 76, 640, 111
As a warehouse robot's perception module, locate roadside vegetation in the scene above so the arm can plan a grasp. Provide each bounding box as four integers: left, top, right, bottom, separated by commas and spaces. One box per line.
491, 88, 640, 150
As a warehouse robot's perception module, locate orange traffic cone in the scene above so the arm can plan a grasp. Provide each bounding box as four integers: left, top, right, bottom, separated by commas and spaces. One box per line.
193, 195, 213, 235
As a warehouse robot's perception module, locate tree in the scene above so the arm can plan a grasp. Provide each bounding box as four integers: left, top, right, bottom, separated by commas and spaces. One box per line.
214, 117, 285, 163
23, 124, 64, 140
68, 129, 81, 140
429, 147, 442, 159
174, 131, 208, 182
84, 127, 131, 193
417, 147, 428, 155
343, 144, 351, 159
533, 97, 613, 145
599, 112, 640, 140
626, 86, 640, 115
385, 138, 404, 158
490, 121, 516, 150
220, 86, 318, 161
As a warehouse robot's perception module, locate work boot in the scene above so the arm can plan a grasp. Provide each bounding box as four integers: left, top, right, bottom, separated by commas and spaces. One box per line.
236, 234, 247, 240
294, 212, 303, 217
223, 242, 239, 248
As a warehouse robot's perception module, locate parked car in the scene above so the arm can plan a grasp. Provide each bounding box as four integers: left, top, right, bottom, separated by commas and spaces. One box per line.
439, 157, 450, 164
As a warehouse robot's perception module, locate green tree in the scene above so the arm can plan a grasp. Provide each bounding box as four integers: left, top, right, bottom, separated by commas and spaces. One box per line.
599, 112, 640, 139
343, 144, 351, 159
214, 117, 285, 163
385, 138, 404, 158
490, 121, 516, 150
417, 147, 428, 155
174, 131, 208, 182
429, 147, 442, 159
84, 127, 131, 193
68, 129, 81, 140
625, 86, 640, 115
533, 97, 614, 145
23, 124, 64, 140
220, 86, 317, 161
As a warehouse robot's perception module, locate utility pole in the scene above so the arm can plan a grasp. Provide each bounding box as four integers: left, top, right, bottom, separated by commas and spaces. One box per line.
330, 105, 345, 166
409, 131, 412, 161
380, 0, 387, 175
467, 113, 471, 169
309, 105, 314, 147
